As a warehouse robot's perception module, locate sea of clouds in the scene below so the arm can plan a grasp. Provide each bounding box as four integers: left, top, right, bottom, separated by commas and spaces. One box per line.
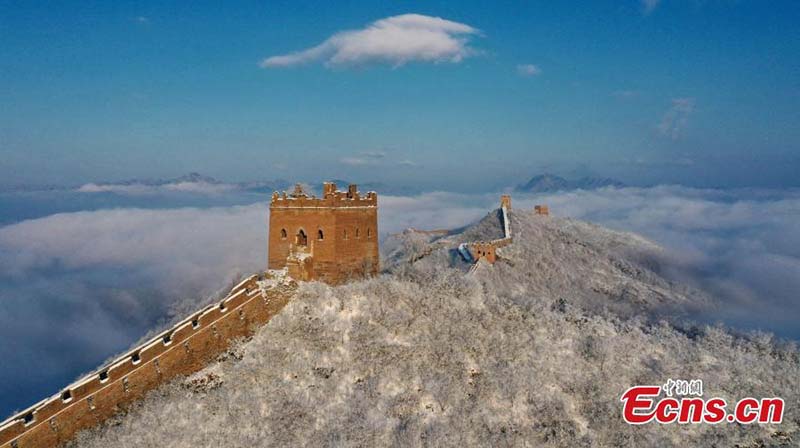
1, 185, 799, 416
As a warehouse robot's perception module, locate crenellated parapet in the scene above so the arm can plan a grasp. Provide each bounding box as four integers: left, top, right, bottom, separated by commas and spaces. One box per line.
270, 182, 377, 209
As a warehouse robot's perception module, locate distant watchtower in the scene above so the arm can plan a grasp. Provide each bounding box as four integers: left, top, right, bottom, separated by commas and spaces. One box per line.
268, 182, 379, 284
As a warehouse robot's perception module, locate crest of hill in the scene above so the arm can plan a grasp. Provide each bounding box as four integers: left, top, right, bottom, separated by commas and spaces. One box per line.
384, 209, 710, 316
70, 211, 798, 448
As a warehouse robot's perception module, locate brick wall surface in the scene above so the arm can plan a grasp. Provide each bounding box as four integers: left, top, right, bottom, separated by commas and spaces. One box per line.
268, 183, 379, 284
0, 273, 297, 448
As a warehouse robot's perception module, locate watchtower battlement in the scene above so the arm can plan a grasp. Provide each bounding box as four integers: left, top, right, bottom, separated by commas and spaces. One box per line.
268, 182, 379, 284
270, 182, 378, 209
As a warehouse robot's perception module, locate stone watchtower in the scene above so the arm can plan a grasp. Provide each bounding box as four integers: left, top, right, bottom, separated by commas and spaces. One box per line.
268, 182, 379, 284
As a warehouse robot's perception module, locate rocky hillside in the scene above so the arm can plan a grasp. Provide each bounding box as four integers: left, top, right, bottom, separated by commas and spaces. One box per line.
70, 211, 798, 447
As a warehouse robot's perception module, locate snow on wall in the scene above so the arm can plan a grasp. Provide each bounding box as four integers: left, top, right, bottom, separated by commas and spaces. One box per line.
0, 272, 298, 448
460, 197, 513, 265
501, 202, 511, 239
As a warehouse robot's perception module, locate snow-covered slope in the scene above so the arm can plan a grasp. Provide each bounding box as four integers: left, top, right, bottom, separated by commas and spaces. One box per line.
386, 209, 711, 315
70, 212, 799, 448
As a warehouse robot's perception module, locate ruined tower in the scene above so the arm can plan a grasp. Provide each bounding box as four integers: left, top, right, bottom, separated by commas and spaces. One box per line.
268, 182, 379, 284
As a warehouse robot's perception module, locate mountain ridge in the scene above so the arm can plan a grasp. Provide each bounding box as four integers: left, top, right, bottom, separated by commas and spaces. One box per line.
515, 173, 625, 193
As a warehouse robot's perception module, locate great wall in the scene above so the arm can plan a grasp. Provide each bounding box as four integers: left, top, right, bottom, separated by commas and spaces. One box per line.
457, 194, 548, 267
0, 272, 297, 448
0, 184, 548, 448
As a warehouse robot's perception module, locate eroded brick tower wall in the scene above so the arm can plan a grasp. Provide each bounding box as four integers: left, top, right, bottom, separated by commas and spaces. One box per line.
268, 182, 379, 284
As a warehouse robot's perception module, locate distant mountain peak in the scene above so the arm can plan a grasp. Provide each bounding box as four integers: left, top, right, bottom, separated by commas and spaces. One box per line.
515, 174, 570, 193
170, 172, 220, 184
515, 173, 624, 193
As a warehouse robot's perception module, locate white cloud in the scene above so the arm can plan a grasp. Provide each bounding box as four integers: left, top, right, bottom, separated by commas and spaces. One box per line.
613, 89, 641, 99
516, 64, 541, 77
76, 181, 238, 195
162, 181, 239, 194
380, 192, 491, 232
77, 183, 152, 194
642, 0, 661, 15
0, 204, 269, 408
0, 205, 266, 282
134, 16, 150, 24
339, 150, 393, 166
261, 14, 480, 68
360, 151, 386, 159
339, 157, 371, 166
658, 97, 695, 139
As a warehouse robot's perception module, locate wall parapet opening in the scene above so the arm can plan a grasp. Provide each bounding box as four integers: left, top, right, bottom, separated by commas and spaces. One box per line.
22, 413, 33, 427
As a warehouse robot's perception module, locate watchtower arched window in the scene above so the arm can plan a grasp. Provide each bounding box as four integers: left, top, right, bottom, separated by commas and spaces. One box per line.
318, 229, 324, 240
280, 229, 287, 239
343, 229, 348, 240
367, 228, 372, 238
296, 229, 307, 246
355, 228, 360, 238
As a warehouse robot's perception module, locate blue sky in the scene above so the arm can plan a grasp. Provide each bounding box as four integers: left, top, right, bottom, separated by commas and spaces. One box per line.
1, 0, 799, 191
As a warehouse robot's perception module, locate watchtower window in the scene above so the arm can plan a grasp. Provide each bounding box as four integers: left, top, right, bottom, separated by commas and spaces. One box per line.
280, 229, 287, 239
297, 229, 307, 246
355, 228, 360, 238
318, 229, 324, 240
367, 228, 372, 238
343, 229, 348, 240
